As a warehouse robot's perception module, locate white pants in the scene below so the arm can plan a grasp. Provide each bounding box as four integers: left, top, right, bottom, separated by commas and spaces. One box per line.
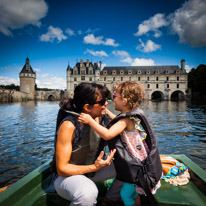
54, 162, 123, 206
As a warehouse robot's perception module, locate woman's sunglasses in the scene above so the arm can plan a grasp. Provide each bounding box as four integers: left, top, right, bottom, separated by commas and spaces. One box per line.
94, 98, 107, 106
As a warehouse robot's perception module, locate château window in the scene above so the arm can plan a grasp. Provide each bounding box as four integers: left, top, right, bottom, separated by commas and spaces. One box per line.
129, 77, 131, 81
89, 77, 92, 81
166, 76, 169, 81
113, 77, 115, 81
121, 77, 123, 81
177, 76, 179, 81
177, 84, 179, 88
147, 84, 150, 88
89, 70, 93, 75
104, 77, 106, 81
74, 77, 77, 81
138, 77, 141, 81
74, 70, 78, 75
156, 84, 159, 89
81, 70, 85, 75
147, 77, 149, 81
167, 84, 169, 88
81, 76, 85, 81
156, 77, 159, 81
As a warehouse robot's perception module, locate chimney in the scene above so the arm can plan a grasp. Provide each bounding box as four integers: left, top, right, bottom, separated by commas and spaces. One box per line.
181, 59, 185, 70
99, 60, 102, 70
86, 59, 89, 67
80, 59, 83, 66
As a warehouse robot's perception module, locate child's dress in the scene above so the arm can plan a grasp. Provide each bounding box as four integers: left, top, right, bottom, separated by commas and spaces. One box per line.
121, 116, 161, 195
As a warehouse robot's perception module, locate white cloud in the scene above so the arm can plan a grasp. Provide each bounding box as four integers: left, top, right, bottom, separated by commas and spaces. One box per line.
33, 68, 41, 72
83, 34, 104, 45
169, 0, 206, 47
36, 73, 66, 89
136, 39, 161, 53
131, 58, 155, 66
84, 49, 108, 57
185, 65, 193, 73
134, 13, 169, 38
0, 0, 48, 36
112, 50, 133, 64
83, 34, 119, 47
65, 28, 75, 36
78, 30, 82, 35
86, 28, 100, 34
39, 26, 67, 43
0, 76, 19, 85
104, 38, 119, 47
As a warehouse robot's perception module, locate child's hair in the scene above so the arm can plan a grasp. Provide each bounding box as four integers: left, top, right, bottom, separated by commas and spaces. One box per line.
114, 81, 144, 109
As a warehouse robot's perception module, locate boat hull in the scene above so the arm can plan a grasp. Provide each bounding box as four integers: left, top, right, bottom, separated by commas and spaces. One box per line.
0, 155, 206, 206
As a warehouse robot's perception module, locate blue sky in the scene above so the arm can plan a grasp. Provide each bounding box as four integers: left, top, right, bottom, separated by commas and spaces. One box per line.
0, 0, 206, 89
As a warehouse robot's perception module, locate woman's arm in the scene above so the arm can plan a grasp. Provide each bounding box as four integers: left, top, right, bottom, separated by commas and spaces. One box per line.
78, 113, 127, 140
56, 121, 116, 176
106, 108, 116, 120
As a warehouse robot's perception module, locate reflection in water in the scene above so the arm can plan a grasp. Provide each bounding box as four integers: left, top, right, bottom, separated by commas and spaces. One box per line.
0, 100, 206, 187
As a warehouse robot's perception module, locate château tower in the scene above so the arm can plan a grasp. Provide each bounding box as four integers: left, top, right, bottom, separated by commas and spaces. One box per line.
19, 57, 36, 99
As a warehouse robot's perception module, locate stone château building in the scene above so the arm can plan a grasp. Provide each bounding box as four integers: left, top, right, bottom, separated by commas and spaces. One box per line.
19, 57, 36, 99
67, 59, 188, 100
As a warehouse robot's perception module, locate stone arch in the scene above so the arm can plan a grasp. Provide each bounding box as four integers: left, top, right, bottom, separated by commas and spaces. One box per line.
47, 94, 56, 101
151, 91, 164, 101
171, 90, 185, 101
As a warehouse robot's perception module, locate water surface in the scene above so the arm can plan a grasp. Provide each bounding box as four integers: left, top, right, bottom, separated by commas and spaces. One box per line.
0, 100, 205, 187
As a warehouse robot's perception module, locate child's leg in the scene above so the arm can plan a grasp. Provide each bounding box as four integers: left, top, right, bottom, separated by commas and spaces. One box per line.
134, 194, 141, 206
120, 183, 138, 206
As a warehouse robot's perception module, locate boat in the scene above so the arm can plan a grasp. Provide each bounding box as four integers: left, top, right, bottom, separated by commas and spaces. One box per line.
0, 154, 206, 206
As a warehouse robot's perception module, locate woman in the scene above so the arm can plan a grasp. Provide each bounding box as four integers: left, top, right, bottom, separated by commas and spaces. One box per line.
52, 82, 122, 206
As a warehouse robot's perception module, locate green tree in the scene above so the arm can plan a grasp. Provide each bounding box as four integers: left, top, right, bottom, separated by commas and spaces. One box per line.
188, 64, 206, 96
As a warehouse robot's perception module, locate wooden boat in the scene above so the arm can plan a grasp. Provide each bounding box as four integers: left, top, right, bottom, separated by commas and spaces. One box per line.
0, 154, 206, 206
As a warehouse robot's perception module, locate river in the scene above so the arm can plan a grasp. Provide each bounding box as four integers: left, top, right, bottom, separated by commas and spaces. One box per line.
0, 100, 206, 187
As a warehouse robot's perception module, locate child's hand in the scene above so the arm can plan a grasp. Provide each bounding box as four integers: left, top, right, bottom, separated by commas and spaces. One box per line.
78, 113, 93, 124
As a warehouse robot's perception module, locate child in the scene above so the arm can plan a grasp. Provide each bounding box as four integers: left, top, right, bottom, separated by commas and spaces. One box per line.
78, 81, 160, 206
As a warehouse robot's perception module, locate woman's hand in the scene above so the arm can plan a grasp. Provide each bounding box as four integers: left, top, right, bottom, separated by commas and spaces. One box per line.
78, 113, 93, 124
94, 149, 116, 170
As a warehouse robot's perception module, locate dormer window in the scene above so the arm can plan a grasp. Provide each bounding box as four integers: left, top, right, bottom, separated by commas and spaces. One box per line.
166, 70, 169, 74
81, 69, 86, 75
176, 69, 180, 74
120, 70, 124, 75
128, 70, 132, 74
103, 71, 107, 75
137, 70, 141, 74
155, 70, 159, 74
146, 70, 150, 74
89, 69, 93, 75
112, 70, 116, 75
74, 70, 78, 75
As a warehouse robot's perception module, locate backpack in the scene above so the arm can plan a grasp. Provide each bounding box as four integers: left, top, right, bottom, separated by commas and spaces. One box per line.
106, 108, 162, 205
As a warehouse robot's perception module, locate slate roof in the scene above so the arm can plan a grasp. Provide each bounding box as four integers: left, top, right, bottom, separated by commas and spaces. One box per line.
100, 65, 186, 75
20, 58, 36, 74
68, 61, 100, 75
